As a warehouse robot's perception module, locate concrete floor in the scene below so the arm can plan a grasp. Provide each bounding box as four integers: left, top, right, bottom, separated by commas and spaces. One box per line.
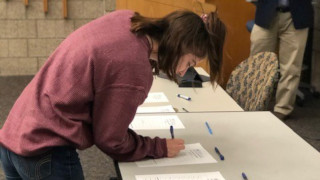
0, 76, 319, 179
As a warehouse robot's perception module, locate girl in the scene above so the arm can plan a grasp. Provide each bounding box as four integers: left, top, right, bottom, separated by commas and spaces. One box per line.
0, 9, 226, 179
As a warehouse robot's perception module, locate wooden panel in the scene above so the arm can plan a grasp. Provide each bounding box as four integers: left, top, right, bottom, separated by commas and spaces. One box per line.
63, 0, 68, 18
207, 0, 256, 87
44, 0, 48, 13
122, 0, 216, 17
116, 0, 127, 9
126, 0, 176, 17
117, 0, 216, 16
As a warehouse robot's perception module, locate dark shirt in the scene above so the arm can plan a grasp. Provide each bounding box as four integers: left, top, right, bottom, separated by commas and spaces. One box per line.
254, 0, 313, 29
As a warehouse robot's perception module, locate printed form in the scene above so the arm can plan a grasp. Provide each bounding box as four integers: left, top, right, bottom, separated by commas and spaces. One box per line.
137, 105, 175, 113
135, 172, 225, 180
136, 143, 217, 167
129, 115, 185, 130
144, 92, 169, 103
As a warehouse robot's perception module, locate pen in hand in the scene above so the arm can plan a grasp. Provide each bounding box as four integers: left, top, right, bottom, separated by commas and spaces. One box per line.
170, 125, 174, 139
214, 147, 225, 160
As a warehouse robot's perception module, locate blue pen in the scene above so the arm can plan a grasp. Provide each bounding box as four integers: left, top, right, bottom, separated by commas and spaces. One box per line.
205, 121, 213, 135
214, 147, 225, 160
242, 172, 248, 180
177, 94, 191, 101
170, 125, 174, 139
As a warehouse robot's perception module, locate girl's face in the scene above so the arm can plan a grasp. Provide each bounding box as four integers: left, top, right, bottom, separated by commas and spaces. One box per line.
176, 53, 203, 77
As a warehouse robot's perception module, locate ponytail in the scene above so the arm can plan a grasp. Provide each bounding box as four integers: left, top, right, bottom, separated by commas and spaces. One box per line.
204, 11, 226, 84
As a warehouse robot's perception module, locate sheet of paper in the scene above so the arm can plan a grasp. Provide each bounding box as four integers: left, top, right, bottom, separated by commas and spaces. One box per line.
129, 115, 184, 130
137, 105, 175, 113
136, 143, 217, 167
144, 92, 169, 103
135, 172, 225, 180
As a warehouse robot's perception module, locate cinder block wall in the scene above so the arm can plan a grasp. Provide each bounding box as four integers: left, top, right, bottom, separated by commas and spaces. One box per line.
312, 3, 320, 91
0, 0, 116, 76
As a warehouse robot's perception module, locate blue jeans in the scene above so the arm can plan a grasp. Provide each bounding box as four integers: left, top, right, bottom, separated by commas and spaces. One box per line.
0, 145, 84, 180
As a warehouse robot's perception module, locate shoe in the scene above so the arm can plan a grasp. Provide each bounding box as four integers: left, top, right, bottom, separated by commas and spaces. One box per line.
273, 112, 289, 121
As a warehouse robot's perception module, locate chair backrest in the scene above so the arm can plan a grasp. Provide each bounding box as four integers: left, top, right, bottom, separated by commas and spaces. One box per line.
226, 52, 279, 111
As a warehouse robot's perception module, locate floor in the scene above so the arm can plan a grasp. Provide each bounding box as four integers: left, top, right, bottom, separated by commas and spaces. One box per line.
0, 76, 319, 179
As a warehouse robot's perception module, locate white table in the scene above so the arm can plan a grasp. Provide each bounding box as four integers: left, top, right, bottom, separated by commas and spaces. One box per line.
118, 112, 320, 180
141, 68, 243, 112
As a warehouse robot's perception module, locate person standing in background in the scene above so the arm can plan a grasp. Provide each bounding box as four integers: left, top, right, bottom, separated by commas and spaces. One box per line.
250, 0, 314, 120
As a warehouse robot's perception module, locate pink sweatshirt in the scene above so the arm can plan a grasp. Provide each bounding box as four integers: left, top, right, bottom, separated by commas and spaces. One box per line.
0, 10, 167, 161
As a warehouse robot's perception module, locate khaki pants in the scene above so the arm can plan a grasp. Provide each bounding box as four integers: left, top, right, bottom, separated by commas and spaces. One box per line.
250, 12, 309, 115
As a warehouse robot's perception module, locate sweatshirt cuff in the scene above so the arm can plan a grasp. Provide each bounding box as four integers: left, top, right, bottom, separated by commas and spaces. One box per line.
151, 137, 167, 158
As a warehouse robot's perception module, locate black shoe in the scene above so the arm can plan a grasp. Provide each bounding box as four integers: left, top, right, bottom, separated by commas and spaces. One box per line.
273, 112, 289, 121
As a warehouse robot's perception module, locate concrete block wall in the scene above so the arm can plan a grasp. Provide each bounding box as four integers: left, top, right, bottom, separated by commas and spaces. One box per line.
0, 0, 116, 76
312, 2, 320, 91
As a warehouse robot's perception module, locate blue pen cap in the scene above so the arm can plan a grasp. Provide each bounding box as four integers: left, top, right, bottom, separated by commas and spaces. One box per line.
219, 154, 225, 160
242, 172, 248, 180
214, 147, 225, 161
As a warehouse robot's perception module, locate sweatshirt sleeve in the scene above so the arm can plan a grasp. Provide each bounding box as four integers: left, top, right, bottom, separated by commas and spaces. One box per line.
92, 84, 167, 162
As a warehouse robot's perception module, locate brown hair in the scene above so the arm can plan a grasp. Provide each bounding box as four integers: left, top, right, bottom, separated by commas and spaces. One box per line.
130, 10, 226, 85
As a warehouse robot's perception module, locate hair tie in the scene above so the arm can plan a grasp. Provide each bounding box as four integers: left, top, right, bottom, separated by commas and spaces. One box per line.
200, 14, 208, 23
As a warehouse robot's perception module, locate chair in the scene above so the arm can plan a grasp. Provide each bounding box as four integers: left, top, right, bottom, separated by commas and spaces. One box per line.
226, 52, 279, 111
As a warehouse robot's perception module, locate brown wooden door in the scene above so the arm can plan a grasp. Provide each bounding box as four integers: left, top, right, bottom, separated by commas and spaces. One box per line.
208, 0, 256, 87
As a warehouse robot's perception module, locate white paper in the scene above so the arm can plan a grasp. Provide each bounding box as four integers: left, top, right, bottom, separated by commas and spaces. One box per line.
137, 105, 175, 113
136, 172, 225, 180
144, 92, 169, 103
136, 143, 217, 167
129, 115, 184, 130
